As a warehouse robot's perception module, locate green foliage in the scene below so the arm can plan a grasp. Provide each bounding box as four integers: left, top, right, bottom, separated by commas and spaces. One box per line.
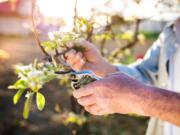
13, 89, 25, 104
42, 32, 80, 53
9, 32, 83, 119
9, 80, 28, 90
36, 92, 45, 111
75, 17, 94, 39
23, 92, 34, 119
94, 33, 113, 40
9, 59, 62, 118
10, 61, 59, 92
41, 41, 57, 52
140, 31, 160, 40
64, 112, 87, 126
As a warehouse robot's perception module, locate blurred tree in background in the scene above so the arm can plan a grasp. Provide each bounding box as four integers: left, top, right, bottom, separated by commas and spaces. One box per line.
0, 0, 179, 135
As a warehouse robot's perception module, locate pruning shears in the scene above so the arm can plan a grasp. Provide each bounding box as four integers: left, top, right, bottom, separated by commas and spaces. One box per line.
45, 54, 100, 90
57, 69, 100, 90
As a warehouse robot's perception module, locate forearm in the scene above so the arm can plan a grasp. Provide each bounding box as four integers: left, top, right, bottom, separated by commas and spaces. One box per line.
138, 86, 180, 126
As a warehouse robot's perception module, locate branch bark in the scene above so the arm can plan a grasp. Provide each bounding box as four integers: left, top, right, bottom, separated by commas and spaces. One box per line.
73, 0, 78, 31
112, 19, 141, 58
31, 0, 49, 57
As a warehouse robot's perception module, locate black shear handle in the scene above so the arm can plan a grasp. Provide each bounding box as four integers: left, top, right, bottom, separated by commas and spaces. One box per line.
71, 74, 97, 90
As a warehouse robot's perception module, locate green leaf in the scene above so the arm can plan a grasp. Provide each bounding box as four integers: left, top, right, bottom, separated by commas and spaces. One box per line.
8, 80, 28, 90
41, 41, 56, 51
23, 92, 34, 119
60, 32, 79, 44
13, 89, 25, 104
41, 41, 52, 47
36, 92, 45, 111
64, 112, 87, 126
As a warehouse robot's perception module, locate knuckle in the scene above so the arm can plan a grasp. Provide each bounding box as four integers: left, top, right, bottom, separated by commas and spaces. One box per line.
74, 64, 82, 71
78, 98, 86, 106
84, 107, 89, 112
67, 50, 76, 58
69, 53, 76, 58
77, 52, 83, 58
73, 91, 79, 98
81, 58, 86, 64
67, 60, 75, 66
77, 99, 83, 105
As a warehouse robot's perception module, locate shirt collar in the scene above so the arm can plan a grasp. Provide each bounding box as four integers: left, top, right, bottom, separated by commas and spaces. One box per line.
172, 17, 180, 45
163, 19, 179, 59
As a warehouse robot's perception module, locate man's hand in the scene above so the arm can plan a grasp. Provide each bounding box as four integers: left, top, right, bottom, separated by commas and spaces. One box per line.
73, 72, 147, 116
73, 73, 180, 126
65, 40, 117, 77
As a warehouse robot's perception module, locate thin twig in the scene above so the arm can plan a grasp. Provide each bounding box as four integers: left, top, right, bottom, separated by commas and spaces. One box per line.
121, 19, 140, 50
31, 0, 49, 57
86, 26, 93, 41
100, 37, 106, 56
73, 0, 78, 31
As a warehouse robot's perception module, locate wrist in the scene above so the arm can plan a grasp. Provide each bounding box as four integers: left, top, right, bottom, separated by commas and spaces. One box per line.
97, 59, 118, 77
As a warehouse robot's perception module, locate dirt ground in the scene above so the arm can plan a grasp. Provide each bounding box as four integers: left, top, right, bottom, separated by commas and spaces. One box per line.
0, 36, 149, 135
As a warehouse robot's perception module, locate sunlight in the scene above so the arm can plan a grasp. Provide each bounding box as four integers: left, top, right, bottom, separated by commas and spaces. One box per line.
37, 0, 74, 26
37, 0, 108, 26
0, 0, 8, 2
123, 1, 156, 20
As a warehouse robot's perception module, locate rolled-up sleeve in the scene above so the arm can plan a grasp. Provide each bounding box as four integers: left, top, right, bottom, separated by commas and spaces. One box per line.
116, 37, 161, 85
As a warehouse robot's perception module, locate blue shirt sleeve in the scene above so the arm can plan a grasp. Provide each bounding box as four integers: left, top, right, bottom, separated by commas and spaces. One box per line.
116, 36, 161, 85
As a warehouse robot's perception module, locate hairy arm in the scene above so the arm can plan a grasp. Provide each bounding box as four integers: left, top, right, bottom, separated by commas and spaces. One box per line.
142, 86, 180, 126
73, 73, 180, 126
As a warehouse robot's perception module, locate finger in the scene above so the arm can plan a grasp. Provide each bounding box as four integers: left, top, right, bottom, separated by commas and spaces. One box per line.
65, 49, 76, 59
84, 104, 95, 112
73, 59, 86, 71
73, 86, 94, 99
77, 95, 96, 106
91, 111, 104, 116
67, 51, 83, 64
66, 52, 84, 69
76, 52, 83, 60
85, 105, 102, 115
65, 50, 78, 65
66, 58, 76, 66
84, 106, 89, 112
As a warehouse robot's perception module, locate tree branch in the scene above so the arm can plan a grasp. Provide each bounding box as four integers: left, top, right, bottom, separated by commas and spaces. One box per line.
112, 19, 141, 58
73, 0, 78, 31
31, 0, 49, 57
